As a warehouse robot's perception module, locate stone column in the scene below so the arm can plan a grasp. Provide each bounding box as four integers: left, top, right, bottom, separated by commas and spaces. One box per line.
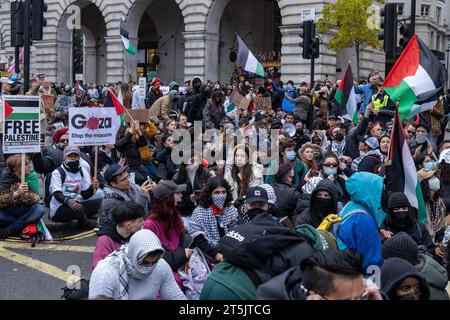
204, 32, 220, 82
105, 36, 125, 84
183, 31, 206, 82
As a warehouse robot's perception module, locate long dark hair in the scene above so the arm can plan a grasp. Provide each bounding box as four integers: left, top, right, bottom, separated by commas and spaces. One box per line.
198, 176, 233, 208
231, 146, 253, 197
420, 179, 440, 203
148, 194, 184, 235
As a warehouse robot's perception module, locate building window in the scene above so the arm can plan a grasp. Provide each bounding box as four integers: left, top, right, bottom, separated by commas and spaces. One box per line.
436, 36, 440, 51
397, 3, 404, 16
436, 7, 442, 23
420, 4, 430, 16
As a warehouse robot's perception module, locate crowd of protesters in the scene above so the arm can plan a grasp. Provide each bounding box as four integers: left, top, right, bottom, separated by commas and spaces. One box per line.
1, 70, 450, 301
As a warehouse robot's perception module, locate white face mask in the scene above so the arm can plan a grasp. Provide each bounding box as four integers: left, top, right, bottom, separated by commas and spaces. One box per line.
428, 176, 440, 192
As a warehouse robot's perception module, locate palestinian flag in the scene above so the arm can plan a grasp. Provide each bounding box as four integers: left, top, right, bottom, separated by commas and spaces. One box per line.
75, 81, 85, 93
105, 89, 127, 127
120, 20, 136, 55
389, 110, 427, 223
335, 62, 358, 124
3, 99, 14, 119
384, 34, 447, 121
236, 34, 265, 77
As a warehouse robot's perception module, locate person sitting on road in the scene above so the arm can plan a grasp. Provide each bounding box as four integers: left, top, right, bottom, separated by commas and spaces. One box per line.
49, 146, 99, 229
89, 229, 187, 300
92, 202, 146, 270
256, 250, 384, 300
0, 155, 45, 239
101, 164, 154, 223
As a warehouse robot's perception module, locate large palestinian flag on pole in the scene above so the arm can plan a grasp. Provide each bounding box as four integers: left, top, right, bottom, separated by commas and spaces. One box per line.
389, 110, 427, 223
236, 34, 265, 77
384, 34, 447, 121
335, 62, 358, 124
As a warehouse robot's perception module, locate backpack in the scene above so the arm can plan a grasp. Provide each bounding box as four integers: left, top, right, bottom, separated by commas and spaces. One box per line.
218, 213, 305, 271
178, 248, 211, 300
44, 167, 84, 207
328, 205, 368, 250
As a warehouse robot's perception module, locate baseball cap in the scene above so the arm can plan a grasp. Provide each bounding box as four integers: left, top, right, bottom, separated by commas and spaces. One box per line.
104, 164, 129, 184
153, 180, 187, 201
63, 145, 80, 157
255, 110, 268, 122
245, 186, 268, 204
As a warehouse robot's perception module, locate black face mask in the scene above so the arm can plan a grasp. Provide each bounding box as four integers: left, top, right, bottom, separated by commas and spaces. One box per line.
315, 197, 334, 216
296, 128, 304, 137
391, 210, 413, 228
64, 160, 80, 173
334, 132, 345, 142
246, 208, 266, 220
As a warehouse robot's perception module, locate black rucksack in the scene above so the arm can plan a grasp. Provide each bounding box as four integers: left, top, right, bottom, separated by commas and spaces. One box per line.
218, 213, 305, 271
44, 167, 84, 207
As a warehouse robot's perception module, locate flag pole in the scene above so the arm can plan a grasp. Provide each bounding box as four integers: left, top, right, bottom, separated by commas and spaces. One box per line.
94, 146, 98, 180
21, 153, 26, 184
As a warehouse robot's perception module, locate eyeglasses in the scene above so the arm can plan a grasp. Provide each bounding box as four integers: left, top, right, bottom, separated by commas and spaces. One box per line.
323, 163, 338, 168
59, 139, 69, 143
322, 289, 370, 301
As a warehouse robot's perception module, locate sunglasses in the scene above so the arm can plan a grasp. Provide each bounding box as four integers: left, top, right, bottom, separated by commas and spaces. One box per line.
323, 162, 338, 168
60, 139, 69, 143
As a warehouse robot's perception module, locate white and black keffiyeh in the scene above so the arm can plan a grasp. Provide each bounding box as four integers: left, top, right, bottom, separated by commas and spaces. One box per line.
103, 229, 165, 300
188, 205, 238, 247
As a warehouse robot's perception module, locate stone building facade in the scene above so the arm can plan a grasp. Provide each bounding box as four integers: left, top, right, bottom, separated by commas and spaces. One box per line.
0, 0, 448, 86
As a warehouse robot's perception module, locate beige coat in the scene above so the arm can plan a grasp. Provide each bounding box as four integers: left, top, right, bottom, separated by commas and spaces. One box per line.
149, 95, 172, 122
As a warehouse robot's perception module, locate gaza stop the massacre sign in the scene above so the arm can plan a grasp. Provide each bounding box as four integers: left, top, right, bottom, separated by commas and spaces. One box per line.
2, 95, 41, 154
69, 107, 120, 146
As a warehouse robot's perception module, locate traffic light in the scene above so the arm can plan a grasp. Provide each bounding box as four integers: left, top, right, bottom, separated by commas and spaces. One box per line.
10, 1, 25, 46
399, 24, 413, 49
31, 0, 48, 41
378, 3, 397, 59
299, 20, 319, 60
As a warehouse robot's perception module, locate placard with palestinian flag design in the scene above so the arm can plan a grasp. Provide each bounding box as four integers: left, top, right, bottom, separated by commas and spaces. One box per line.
2, 95, 41, 154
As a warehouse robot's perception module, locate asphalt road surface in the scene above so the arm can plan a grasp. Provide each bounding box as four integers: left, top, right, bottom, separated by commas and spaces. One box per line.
0, 219, 97, 300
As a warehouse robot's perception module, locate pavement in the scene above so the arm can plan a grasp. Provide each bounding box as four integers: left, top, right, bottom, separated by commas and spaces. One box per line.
0, 212, 97, 300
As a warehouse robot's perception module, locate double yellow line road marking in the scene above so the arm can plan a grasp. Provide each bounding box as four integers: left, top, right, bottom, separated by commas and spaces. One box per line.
0, 233, 96, 285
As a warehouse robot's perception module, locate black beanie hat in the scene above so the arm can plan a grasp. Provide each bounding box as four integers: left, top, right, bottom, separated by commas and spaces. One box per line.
387, 192, 411, 210
382, 232, 419, 265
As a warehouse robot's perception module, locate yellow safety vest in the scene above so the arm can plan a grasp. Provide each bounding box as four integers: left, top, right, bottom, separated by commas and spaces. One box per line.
372, 94, 389, 110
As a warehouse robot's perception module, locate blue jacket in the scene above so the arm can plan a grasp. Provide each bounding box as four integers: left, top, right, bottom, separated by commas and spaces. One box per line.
337, 172, 384, 272
272, 83, 299, 100
355, 84, 375, 114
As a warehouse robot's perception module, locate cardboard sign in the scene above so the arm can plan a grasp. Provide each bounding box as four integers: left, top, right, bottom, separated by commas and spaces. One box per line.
138, 77, 147, 100
232, 91, 250, 111
75, 74, 84, 81
41, 94, 55, 113
69, 107, 120, 146
55, 95, 77, 110
124, 109, 150, 123
254, 96, 272, 113
2, 95, 41, 154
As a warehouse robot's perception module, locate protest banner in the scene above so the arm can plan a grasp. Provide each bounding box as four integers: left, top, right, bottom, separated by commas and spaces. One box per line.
55, 95, 77, 110
69, 107, 120, 147
41, 94, 55, 114
2, 95, 41, 155
254, 96, 272, 113
138, 77, 147, 99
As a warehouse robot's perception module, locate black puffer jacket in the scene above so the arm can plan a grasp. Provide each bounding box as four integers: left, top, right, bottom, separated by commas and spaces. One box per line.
115, 132, 148, 169
272, 182, 301, 221
295, 179, 339, 228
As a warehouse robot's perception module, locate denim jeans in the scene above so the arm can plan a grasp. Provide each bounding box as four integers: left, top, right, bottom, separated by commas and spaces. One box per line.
0, 204, 46, 233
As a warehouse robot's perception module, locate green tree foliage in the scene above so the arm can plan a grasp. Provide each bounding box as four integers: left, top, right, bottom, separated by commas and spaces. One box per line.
317, 0, 384, 77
